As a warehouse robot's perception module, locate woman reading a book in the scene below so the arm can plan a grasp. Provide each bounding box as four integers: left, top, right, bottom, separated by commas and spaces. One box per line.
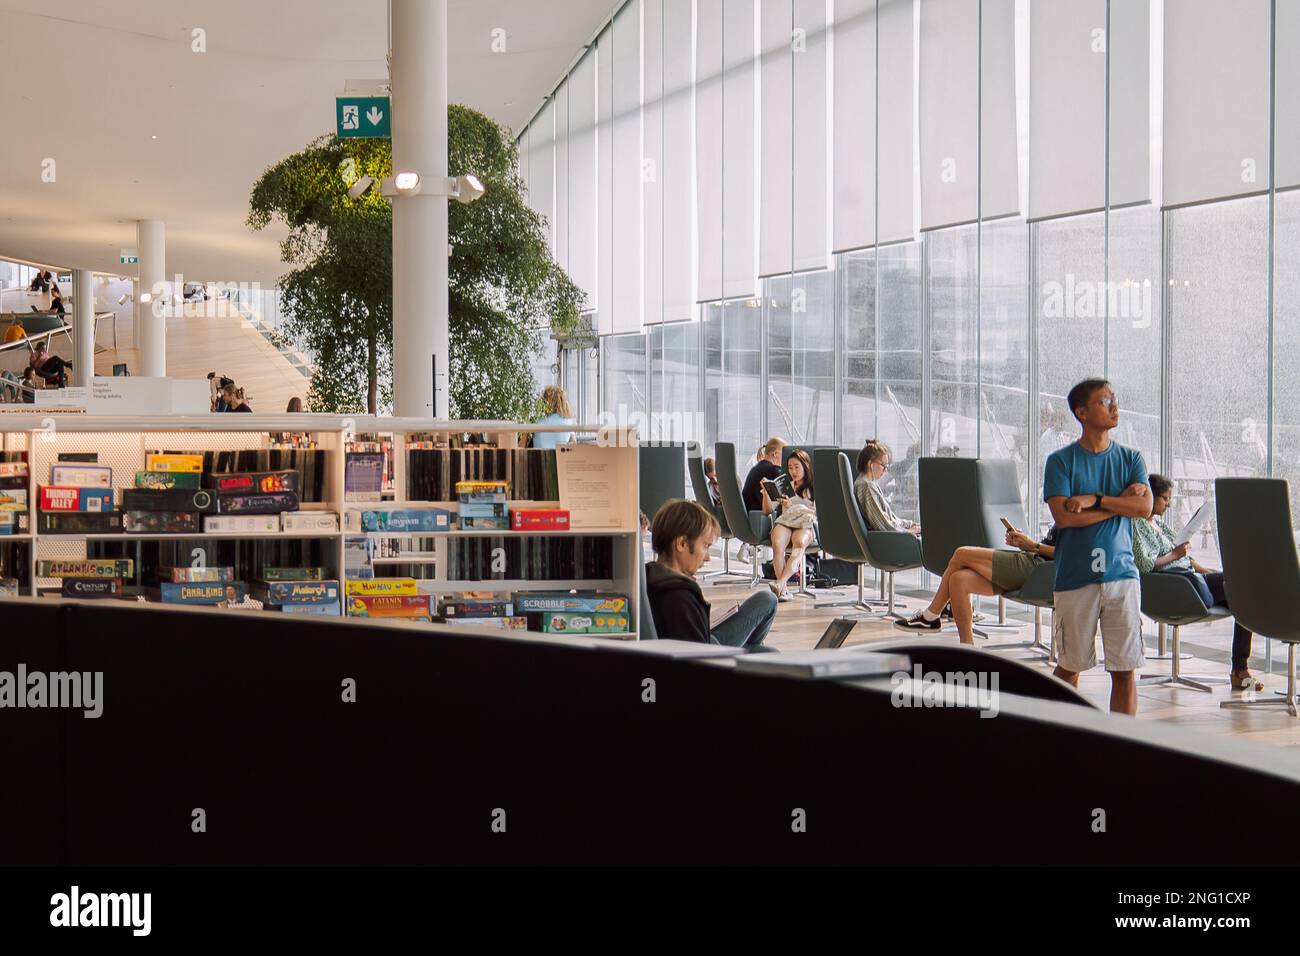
1133, 473, 1260, 691
761, 449, 816, 602
645, 499, 776, 649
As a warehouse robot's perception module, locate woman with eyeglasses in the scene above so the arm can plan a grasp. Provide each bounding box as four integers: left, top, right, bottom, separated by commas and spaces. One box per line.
853, 439, 921, 536
1133, 473, 1262, 692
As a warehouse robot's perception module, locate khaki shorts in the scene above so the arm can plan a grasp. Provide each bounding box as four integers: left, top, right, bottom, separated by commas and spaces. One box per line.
1052, 579, 1144, 673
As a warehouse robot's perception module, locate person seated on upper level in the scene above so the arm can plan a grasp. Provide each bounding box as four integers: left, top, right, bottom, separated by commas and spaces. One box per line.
29, 340, 71, 388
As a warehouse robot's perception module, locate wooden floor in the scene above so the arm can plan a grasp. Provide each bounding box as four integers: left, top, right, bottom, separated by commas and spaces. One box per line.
92, 306, 310, 415
695, 544, 1300, 750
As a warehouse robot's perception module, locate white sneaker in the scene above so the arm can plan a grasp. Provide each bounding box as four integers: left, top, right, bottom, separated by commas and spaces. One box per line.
737, 543, 753, 563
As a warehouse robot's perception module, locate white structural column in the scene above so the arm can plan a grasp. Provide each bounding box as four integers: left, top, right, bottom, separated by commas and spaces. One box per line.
72, 269, 94, 387
136, 219, 166, 377
390, 0, 449, 418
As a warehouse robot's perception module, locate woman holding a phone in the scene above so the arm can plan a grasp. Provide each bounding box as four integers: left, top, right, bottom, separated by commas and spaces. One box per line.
1134, 473, 1260, 691
895, 523, 1056, 644
762, 449, 817, 602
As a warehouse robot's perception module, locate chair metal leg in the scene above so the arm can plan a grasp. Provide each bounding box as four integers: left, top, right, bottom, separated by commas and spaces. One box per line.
881, 571, 908, 622
703, 537, 750, 583
816, 565, 893, 616
979, 597, 1043, 651
1223, 644, 1299, 715
977, 594, 1024, 632
1139, 624, 1231, 692
1146, 622, 1192, 661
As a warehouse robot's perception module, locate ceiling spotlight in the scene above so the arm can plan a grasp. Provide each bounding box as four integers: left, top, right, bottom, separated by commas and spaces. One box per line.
347, 175, 377, 199
450, 174, 485, 204
117, 293, 130, 306
139, 292, 153, 304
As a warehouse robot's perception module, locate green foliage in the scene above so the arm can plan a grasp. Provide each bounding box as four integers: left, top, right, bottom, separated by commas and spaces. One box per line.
247, 105, 582, 416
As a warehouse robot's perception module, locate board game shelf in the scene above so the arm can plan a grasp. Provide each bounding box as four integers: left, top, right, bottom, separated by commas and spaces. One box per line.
0, 415, 642, 637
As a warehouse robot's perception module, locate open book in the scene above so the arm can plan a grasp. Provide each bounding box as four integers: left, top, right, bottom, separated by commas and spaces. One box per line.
761, 474, 792, 502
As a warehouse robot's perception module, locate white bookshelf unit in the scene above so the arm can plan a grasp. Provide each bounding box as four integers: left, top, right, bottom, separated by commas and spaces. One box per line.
0, 414, 642, 638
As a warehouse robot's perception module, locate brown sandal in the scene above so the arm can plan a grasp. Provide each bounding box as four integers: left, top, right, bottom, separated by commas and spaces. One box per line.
1231, 669, 1264, 692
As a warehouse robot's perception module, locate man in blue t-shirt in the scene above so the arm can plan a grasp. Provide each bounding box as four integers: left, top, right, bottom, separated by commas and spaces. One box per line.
1043, 378, 1152, 715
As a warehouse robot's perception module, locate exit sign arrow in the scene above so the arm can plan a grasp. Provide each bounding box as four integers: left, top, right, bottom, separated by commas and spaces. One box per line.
336, 95, 391, 139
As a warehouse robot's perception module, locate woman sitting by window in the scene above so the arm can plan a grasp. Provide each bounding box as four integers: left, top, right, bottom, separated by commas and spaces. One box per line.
853, 440, 921, 536
761, 449, 816, 602
1133, 474, 1262, 692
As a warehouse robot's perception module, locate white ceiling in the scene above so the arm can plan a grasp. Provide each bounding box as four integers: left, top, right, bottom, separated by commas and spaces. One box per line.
0, 0, 612, 285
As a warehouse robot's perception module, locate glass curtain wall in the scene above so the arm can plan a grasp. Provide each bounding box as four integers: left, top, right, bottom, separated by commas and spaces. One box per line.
517, 0, 1297, 666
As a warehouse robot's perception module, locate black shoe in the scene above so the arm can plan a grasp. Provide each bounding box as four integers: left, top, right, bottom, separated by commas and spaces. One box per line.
940, 605, 985, 624
894, 612, 941, 631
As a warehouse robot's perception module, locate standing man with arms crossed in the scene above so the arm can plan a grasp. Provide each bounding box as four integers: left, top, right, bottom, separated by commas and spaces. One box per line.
1044, 379, 1152, 715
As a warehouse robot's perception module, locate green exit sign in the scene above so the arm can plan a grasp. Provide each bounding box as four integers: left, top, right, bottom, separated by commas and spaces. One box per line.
120, 255, 138, 264
336, 96, 391, 139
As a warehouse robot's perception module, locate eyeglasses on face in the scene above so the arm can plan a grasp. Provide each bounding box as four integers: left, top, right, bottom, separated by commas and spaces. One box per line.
1094, 395, 1118, 408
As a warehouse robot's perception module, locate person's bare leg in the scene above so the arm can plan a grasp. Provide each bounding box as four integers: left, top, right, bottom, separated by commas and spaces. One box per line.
949, 569, 996, 645
1109, 670, 1137, 716
776, 529, 814, 589
925, 547, 995, 616
1053, 665, 1080, 687
768, 524, 792, 589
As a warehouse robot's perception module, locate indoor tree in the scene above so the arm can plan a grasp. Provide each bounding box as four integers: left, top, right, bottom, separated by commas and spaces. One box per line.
248, 105, 582, 416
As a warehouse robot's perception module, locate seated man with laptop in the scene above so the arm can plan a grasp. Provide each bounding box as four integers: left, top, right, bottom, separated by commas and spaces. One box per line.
1133, 473, 1261, 692
644, 499, 777, 650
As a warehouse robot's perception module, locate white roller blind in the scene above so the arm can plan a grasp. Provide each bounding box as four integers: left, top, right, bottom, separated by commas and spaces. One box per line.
1028, 0, 1104, 220
833, 0, 876, 253
1163, 0, 1270, 208
1107, 0, 1150, 209
723, 0, 758, 299
529, 100, 555, 251
792, 0, 830, 271
878, 0, 917, 244
554, 78, 569, 271
1280, 0, 1300, 190
643, 0, 664, 325
696, 0, 724, 302
759, 0, 794, 278
612, 2, 643, 333
663, 0, 695, 320
978, 0, 1019, 221
919, 0, 978, 231
568, 50, 598, 309
597, 27, 614, 334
